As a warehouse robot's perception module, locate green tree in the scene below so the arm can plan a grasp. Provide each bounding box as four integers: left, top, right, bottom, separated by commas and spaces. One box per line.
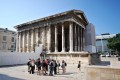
107, 33, 120, 55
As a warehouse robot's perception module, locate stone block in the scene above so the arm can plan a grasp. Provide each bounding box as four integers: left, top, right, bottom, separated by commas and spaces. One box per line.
86, 67, 120, 80
115, 74, 120, 80
101, 73, 114, 80
88, 53, 101, 65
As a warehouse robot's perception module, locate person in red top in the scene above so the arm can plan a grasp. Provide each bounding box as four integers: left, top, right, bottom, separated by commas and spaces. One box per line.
45, 59, 49, 72
42, 60, 47, 75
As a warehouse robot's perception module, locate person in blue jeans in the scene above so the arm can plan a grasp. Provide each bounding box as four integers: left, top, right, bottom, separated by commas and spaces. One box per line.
49, 59, 54, 76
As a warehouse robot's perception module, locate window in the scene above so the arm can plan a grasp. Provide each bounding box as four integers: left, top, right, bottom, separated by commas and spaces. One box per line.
11, 37, 14, 42
11, 45, 14, 49
3, 36, 6, 41
2, 43, 6, 49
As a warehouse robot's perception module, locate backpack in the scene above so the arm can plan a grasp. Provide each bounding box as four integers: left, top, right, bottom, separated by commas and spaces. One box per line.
55, 63, 57, 67
65, 62, 67, 66
50, 62, 53, 67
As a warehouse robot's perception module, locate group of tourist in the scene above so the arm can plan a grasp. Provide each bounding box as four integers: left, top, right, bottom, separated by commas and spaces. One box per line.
27, 58, 67, 76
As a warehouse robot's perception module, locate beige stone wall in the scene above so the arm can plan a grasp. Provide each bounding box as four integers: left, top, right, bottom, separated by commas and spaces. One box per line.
86, 66, 120, 80
48, 53, 89, 64
0, 29, 16, 52
0, 31, 2, 50
0, 52, 39, 66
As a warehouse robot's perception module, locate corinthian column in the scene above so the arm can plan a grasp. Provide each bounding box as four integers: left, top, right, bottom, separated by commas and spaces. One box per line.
36, 29, 38, 46
69, 22, 73, 52
16, 33, 19, 52
18, 32, 21, 52
47, 25, 51, 53
78, 26, 80, 51
74, 24, 77, 51
26, 30, 29, 52
81, 28, 83, 51
55, 24, 58, 52
61, 23, 65, 52
31, 29, 34, 52
83, 29, 85, 51
22, 31, 25, 52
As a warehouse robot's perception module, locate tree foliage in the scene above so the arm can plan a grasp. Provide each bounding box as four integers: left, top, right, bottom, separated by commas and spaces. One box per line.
107, 33, 120, 55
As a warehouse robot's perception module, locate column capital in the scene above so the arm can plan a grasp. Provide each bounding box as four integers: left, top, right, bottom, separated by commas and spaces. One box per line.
54, 23, 57, 26
69, 20, 74, 24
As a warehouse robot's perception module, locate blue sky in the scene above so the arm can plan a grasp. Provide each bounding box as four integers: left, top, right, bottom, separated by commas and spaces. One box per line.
0, 0, 120, 35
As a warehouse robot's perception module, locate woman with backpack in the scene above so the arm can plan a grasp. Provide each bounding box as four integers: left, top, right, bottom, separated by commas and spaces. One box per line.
61, 60, 67, 74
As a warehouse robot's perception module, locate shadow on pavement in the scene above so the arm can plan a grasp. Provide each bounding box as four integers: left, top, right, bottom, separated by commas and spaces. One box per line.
55, 72, 78, 75
100, 61, 110, 66
0, 74, 24, 80
90, 61, 110, 66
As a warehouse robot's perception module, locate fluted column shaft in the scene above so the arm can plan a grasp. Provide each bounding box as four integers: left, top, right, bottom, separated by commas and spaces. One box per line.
69, 22, 73, 52
36, 29, 38, 46
81, 28, 83, 51
78, 26, 80, 51
55, 24, 58, 52
31, 29, 34, 52
74, 24, 77, 51
62, 23, 65, 52
16, 33, 18, 52
47, 25, 51, 53
26, 30, 29, 52
18, 32, 21, 52
22, 31, 25, 52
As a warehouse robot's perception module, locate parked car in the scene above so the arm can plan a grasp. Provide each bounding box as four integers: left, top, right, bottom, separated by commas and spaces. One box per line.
106, 55, 111, 57
116, 55, 119, 57
101, 55, 106, 57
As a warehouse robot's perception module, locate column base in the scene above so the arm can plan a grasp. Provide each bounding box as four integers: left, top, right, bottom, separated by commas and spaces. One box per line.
61, 50, 65, 52
54, 50, 58, 52
47, 50, 50, 53
69, 50, 73, 53
31, 51, 34, 53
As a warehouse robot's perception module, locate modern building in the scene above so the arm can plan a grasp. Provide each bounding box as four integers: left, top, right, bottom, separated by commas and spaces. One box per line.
96, 33, 116, 53
0, 28, 16, 52
14, 10, 96, 54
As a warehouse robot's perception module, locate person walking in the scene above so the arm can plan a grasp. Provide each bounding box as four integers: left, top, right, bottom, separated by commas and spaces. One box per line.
54, 60, 57, 74
30, 59, 35, 74
35, 58, 41, 75
27, 59, 31, 73
77, 61, 81, 71
49, 59, 54, 76
61, 60, 67, 74
42, 60, 47, 75
57, 60, 60, 73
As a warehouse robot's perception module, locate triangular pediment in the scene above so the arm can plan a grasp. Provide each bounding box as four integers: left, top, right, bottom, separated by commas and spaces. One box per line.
67, 10, 88, 27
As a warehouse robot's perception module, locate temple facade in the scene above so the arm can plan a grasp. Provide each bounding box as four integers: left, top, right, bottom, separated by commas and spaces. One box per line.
15, 10, 96, 54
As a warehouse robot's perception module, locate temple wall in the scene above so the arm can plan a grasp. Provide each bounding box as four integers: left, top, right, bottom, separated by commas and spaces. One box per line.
48, 52, 89, 64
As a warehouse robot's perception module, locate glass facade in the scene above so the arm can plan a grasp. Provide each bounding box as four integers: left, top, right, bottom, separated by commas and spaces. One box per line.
96, 34, 116, 53
96, 39, 108, 52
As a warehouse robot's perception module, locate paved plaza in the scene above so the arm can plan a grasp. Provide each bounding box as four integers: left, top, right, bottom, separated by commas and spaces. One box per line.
0, 63, 87, 80
0, 57, 120, 80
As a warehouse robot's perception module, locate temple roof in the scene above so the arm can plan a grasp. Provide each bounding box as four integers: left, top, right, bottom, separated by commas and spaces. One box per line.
14, 9, 89, 29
